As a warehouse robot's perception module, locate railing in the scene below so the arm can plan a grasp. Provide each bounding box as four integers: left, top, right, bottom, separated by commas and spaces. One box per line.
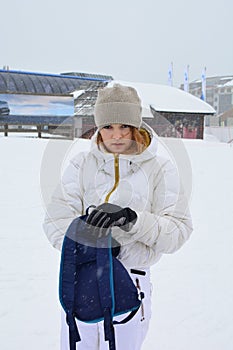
0, 115, 74, 139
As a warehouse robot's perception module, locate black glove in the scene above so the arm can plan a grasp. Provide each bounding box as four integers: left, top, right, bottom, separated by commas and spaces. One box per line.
86, 203, 137, 233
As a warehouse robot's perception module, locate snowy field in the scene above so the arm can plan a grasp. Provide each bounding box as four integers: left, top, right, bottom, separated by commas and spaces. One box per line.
0, 134, 233, 350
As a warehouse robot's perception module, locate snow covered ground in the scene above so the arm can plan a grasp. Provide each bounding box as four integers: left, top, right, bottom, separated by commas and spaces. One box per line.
0, 134, 233, 350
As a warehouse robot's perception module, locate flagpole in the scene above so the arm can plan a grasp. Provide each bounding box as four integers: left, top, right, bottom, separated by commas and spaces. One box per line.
184, 65, 190, 92
168, 62, 173, 86
171, 62, 173, 86
201, 66, 207, 101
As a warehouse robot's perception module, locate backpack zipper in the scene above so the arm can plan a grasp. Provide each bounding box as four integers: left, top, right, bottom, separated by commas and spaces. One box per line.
104, 153, 120, 203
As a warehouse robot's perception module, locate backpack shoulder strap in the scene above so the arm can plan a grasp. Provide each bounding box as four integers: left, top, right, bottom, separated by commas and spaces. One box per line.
96, 234, 116, 349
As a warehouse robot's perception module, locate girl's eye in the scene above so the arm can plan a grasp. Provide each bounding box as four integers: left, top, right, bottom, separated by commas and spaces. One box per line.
103, 125, 112, 130
121, 125, 130, 129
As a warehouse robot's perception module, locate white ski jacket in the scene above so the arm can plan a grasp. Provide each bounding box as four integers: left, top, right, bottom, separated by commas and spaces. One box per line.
43, 123, 193, 269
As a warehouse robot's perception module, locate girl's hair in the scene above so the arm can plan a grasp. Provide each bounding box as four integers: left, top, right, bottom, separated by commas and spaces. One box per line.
97, 126, 151, 154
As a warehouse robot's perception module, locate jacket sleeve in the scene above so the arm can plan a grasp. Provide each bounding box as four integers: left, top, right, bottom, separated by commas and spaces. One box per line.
43, 154, 86, 251
112, 159, 193, 265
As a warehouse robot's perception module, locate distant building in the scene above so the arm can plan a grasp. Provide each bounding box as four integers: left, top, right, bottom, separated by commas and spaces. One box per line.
74, 80, 215, 139
180, 75, 233, 117
0, 68, 112, 138
219, 107, 233, 126
0, 68, 112, 95
0, 69, 215, 139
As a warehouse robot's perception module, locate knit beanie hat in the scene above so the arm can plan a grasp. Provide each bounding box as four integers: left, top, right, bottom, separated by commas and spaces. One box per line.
94, 83, 142, 129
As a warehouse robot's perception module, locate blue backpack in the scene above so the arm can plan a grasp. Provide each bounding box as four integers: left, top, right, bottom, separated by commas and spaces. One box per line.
59, 214, 144, 350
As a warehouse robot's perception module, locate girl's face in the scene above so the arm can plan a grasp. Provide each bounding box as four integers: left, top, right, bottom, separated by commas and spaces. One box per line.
99, 124, 133, 154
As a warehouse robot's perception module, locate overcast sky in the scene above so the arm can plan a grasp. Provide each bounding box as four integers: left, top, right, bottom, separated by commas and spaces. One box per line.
1, 0, 233, 87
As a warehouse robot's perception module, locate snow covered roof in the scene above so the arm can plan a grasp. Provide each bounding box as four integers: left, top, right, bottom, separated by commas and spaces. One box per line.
72, 89, 85, 99
224, 79, 233, 87
108, 80, 215, 115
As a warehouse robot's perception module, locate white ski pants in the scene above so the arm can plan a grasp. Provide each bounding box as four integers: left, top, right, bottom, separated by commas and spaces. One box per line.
60, 270, 152, 350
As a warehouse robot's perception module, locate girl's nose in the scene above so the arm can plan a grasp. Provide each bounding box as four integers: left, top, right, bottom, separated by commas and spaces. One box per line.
112, 129, 123, 139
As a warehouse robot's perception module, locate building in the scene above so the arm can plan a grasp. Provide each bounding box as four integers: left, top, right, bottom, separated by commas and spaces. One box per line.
0, 68, 112, 137
74, 80, 215, 139
180, 75, 233, 116
0, 69, 215, 139
219, 107, 233, 126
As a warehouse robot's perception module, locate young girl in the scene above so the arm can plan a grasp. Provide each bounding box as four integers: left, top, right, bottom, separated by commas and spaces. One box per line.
43, 83, 193, 349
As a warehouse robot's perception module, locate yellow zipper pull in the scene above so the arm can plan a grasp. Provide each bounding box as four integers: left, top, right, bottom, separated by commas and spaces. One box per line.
104, 154, 120, 203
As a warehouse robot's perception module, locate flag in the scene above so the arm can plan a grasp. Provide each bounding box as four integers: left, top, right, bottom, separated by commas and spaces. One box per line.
201, 67, 206, 101
168, 62, 173, 86
184, 65, 189, 92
